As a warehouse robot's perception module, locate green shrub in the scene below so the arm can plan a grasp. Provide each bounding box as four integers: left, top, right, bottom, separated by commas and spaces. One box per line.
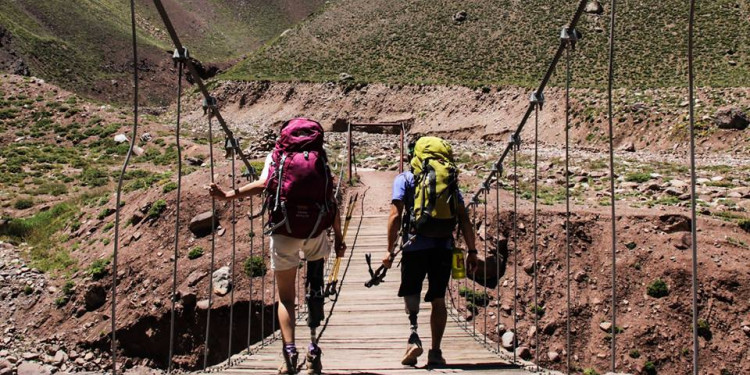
62, 280, 75, 296
162, 182, 178, 193
244, 256, 267, 277
88, 258, 111, 280
644, 361, 657, 375
625, 172, 651, 183
188, 246, 204, 259
33, 182, 68, 196
23, 285, 34, 295
530, 304, 545, 317
147, 199, 167, 219
697, 319, 711, 339
79, 168, 109, 187
54, 296, 69, 308
739, 219, 750, 233
583, 369, 599, 375
647, 278, 669, 298
102, 222, 114, 232
629, 349, 641, 359
13, 198, 34, 210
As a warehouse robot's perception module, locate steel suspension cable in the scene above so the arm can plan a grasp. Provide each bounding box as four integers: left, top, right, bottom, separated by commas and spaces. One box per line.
247, 198, 255, 351
607, 0, 618, 371
167, 58, 184, 373
494, 170, 500, 354
228, 146, 238, 364
532, 104, 540, 370
472, 204, 477, 337
512, 143, 519, 365
564, 45, 573, 375
687, 0, 699, 373
203, 114, 218, 370
483, 188, 488, 345
111, 1, 140, 372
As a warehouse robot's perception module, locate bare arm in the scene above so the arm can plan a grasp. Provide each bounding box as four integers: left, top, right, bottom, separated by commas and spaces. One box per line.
457, 201, 479, 274
383, 201, 403, 268
209, 177, 266, 200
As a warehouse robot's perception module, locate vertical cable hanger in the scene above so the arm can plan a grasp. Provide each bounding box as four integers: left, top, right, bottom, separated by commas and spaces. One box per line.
247, 197, 255, 352
511, 134, 520, 365
606, 0, 618, 371
687, 0, 699, 373
561, 24, 581, 375
494, 164, 501, 354
227, 139, 239, 364
167, 48, 186, 373
530, 90, 544, 370
261, 214, 266, 346
482, 185, 489, 345
203, 97, 218, 370
112, 1, 141, 373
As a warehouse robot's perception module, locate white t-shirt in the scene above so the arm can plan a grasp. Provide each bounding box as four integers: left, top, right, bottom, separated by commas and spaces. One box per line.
260, 153, 273, 180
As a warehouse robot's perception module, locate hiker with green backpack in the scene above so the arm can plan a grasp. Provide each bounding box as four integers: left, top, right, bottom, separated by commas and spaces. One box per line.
382, 136, 479, 367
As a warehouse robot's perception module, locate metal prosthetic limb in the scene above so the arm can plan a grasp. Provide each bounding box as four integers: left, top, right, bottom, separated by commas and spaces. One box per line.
404, 294, 422, 347
306, 258, 326, 343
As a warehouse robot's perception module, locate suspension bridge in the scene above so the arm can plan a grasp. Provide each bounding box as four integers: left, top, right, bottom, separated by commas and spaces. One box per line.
106, 0, 712, 373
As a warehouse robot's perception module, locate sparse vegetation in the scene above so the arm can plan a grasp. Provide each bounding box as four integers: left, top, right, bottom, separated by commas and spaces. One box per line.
697, 319, 712, 340
13, 198, 34, 210
647, 279, 669, 298
625, 172, 651, 183
188, 246, 205, 260
739, 219, 750, 233
583, 369, 599, 375
147, 199, 167, 219
529, 304, 545, 317
244, 255, 267, 277
644, 361, 657, 375
629, 349, 641, 359
88, 258, 111, 280
162, 181, 178, 193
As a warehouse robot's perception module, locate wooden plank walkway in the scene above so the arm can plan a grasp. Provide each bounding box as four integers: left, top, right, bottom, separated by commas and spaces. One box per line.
207, 200, 540, 374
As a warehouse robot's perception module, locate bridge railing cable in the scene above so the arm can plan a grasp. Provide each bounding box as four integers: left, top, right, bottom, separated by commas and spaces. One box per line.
446, 0, 590, 372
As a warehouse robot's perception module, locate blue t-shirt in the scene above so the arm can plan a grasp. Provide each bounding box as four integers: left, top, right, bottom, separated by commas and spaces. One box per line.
392, 171, 463, 252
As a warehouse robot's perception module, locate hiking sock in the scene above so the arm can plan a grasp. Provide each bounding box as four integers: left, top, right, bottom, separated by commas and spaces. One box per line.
284, 343, 298, 356
308, 342, 321, 356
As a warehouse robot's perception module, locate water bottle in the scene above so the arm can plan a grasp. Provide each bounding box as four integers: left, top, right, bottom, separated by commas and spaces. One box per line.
451, 247, 466, 279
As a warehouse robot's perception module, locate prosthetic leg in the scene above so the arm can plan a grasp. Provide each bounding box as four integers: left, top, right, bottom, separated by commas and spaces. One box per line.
401, 294, 423, 366
305, 258, 325, 374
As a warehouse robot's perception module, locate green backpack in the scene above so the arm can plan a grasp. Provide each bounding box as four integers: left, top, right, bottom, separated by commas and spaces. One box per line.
409, 136, 461, 238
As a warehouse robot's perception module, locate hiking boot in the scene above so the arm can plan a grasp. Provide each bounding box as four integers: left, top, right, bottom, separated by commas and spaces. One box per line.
278, 347, 299, 374
400, 332, 423, 366
305, 343, 323, 374
427, 349, 446, 367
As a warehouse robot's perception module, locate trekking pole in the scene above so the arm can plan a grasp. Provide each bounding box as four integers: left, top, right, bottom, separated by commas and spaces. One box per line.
324, 192, 358, 297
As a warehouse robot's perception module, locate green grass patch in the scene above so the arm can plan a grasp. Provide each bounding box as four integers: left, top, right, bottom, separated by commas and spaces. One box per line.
188, 246, 205, 260
13, 198, 34, 210
147, 199, 167, 220
162, 181, 178, 193
647, 278, 669, 298
625, 172, 651, 183
244, 255, 267, 277
87, 257, 111, 280
738, 219, 750, 233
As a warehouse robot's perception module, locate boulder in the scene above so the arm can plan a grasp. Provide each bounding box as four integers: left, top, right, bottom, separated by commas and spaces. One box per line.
212, 266, 232, 296
548, 351, 561, 362
501, 331, 516, 350
18, 361, 51, 375
659, 214, 691, 233
515, 346, 532, 360
189, 211, 218, 237
186, 270, 208, 287
84, 284, 107, 311
113, 134, 129, 144
585, 0, 604, 14
180, 289, 197, 309
453, 10, 467, 22
714, 107, 749, 130
619, 141, 636, 152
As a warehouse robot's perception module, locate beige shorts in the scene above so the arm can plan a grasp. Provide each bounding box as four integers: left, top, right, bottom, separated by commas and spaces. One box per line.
270, 232, 329, 271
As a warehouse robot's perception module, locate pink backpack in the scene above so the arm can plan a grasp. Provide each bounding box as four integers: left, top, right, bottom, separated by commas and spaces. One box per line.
264, 118, 335, 239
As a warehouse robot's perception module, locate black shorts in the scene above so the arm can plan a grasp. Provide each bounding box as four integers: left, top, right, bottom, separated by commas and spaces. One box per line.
398, 248, 452, 302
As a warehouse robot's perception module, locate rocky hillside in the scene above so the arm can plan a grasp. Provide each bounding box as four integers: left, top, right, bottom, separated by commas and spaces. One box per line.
0, 0, 325, 104
227, 0, 749, 88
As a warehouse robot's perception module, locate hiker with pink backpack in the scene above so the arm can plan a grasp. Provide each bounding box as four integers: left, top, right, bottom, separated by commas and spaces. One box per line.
209, 118, 346, 375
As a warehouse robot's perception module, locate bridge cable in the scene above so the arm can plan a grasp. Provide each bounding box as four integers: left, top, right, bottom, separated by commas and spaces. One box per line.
606, 0, 618, 371
246, 197, 255, 351
687, 0, 699, 373
111, 1, 140, 372
564, 41, 573, 375
167, 57, 185, 373
512, 140, 519, 365
494, 166, 501, 354
203, 111, 218, 370
532, 102, 540, 370
472, 205, 478, 337
228, 144, 238, 364
483, 187, 488, 345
